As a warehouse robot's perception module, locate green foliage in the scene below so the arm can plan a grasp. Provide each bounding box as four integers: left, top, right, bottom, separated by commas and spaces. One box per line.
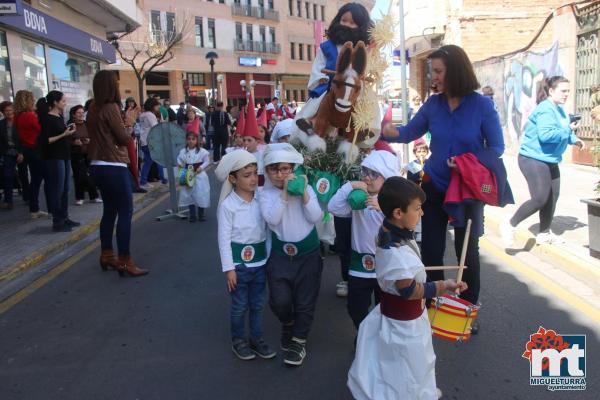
294, 137, 363, 183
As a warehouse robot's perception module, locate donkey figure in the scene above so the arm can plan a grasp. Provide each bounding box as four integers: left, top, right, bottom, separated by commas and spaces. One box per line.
294, 41, 374, 162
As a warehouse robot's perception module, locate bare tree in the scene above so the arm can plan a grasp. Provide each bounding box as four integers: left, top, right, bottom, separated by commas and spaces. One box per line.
110, 13, 191, 104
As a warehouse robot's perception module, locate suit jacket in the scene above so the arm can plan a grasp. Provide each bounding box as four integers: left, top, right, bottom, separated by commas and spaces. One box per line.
204, 110, 231, 136
0, 119, 21, 156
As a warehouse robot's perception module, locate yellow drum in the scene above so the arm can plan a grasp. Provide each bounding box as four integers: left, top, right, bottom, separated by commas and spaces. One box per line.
427, 294, 479, 342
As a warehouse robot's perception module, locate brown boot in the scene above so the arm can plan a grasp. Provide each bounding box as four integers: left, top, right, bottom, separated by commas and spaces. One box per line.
100, 249, 119, 271
117, 255, 149, 277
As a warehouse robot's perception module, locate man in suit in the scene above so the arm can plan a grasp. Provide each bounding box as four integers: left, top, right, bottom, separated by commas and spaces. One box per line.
205, 101, 231, 163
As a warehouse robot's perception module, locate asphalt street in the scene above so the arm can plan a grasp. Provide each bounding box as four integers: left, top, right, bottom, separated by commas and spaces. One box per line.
0, 180, 599, 400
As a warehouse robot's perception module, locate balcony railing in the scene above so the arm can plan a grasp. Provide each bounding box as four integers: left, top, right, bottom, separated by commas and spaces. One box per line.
233, 40, 281, 54
231, 5, 279, 21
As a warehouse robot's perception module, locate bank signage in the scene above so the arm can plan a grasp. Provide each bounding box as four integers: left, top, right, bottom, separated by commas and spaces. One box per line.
0, 3, 116, 63
239, 56, 262, 67
0, 0, 21, 15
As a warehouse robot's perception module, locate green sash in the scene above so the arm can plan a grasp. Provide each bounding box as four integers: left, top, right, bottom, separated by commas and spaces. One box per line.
272, 228, 319, 259
350, 250, 376, 274
231, 241, 267, 264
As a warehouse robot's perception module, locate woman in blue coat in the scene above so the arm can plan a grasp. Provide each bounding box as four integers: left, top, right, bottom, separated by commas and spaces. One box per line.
501, 76, 584, 246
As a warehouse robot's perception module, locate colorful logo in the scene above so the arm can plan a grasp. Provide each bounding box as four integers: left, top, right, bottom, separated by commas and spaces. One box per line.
362, 255, 375, 271
284, 243, 298, 257
316, 178, 330, 195
522, 326, 586, 391
241, 246, 255, 262
481, 184, 492, 194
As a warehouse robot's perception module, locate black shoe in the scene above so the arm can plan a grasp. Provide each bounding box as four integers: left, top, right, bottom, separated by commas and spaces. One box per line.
249, 338, 277, 359
281, 324, 293, 351
65, 219, 81, 227
284, 337, 307, 366
231, 339, 256, 361
53, 223, 72, 232
134, 187, 147, 193
189, 216, 197, 223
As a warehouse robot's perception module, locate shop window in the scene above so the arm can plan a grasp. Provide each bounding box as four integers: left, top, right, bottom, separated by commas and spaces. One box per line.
21, 38, 47, 100
49, 47, 99, 107
187, 72, 205, 86
0, 31, 13, 102
146, 71, 169, 86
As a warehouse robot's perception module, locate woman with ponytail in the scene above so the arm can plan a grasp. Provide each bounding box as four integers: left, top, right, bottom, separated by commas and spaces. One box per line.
501, 76, 585, 246
37, 90, 79, 232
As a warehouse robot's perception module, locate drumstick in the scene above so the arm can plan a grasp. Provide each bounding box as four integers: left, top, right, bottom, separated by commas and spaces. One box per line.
456, 219, 472, 294
425, 266, 468, 271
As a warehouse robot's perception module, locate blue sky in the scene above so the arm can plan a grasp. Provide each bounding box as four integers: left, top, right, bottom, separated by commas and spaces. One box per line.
371, 0, 391, 19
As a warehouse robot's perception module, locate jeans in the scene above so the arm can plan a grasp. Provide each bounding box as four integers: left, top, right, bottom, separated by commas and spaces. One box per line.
333, 216, 352, 281
91, 165, 133, 256
71, 153, 99, 200
347, 276, 380, 330
421, 181, 483, 305
44, 159, 70, 224
22, 147, 49, 213
230, 264, 267, 341
140, 145, 164, 185
510, 155, 560, 233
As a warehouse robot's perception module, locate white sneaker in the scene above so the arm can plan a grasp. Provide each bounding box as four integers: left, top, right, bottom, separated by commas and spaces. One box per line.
499, 220, 515, 248
336, 281, 348, 297
549, 231, 565, 244
30, 210, 49, 219
536, 231, 553, 245
75, 200, 84, 206
140, 183, 153, 190
91, 198, 103, 203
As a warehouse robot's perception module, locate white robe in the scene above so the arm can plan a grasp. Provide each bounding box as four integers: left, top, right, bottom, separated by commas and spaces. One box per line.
177, 147, 211, 208
347, 241, 437, 400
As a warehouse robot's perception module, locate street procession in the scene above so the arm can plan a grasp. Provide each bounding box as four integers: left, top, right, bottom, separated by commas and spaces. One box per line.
0, 1, 599, 399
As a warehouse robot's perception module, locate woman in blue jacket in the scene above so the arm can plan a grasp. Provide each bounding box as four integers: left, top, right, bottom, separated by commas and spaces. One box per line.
382, 45, 504, 329
501, 76, 584, 246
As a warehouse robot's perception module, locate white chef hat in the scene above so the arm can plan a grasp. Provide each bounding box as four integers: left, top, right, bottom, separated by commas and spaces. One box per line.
262, 142, 303, 167
270, 118, 295, 143
215, 149, 258, 206
361, 150, 400, 179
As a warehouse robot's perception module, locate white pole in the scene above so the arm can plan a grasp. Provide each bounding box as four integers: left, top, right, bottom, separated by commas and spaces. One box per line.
399, 0, 409, 162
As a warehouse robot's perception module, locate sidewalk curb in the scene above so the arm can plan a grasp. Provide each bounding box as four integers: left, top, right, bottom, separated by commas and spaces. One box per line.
485, 212, 600, 280
0, 189, 164, 284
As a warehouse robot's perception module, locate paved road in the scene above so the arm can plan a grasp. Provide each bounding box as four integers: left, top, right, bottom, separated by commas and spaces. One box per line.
1, 186, 598, 399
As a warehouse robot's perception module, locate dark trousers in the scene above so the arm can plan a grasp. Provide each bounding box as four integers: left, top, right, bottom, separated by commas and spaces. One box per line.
421, 181, 482, 305
44, 159, 70, 224
266, 250, 323, 339
333, 216, 352, 281
230, 264, 267, 341
213, 132, 228, 162
71, 153, 99, 201
347, 276, 380, 330
2, 155, 30, 203
204, 133, 214, 151
91, 166, 133, 256
510, 155, 560, 233
188, 205, 204, 219
140, 145, 164, 185
22, 147, 49, 213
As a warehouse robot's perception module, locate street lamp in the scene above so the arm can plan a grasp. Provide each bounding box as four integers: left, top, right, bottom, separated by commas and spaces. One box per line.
205, 51, 219, 106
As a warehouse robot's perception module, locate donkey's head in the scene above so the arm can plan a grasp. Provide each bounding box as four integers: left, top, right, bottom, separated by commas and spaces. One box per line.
330, 41, 367, 113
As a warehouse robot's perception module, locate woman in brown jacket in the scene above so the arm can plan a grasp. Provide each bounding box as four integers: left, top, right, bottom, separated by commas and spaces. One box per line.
87, 70, 147, 277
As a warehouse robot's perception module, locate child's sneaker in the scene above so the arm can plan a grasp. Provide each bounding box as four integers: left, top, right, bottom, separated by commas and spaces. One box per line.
249, 338, 277, 359
336, 280, 348, 297
231, 339, 256, 361
284, 337, 306, 366
499, 220, 515, 248
280, 323, 293, 351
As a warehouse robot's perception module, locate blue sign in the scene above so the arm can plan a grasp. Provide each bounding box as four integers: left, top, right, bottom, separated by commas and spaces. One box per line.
0, 0, 21, 15
392, 49, 410, 66
239, 56, 262, 67
0, 3, 116, 63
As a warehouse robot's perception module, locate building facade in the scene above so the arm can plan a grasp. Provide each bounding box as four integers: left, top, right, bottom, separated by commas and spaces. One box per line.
0, 0, 140, 107
111, 0, 373, 109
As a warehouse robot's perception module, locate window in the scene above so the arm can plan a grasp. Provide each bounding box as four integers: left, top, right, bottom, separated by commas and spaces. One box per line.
296, 1, 301, 17
187, 73, 205, 86
146, 71, 169, 86
321, 5, 325, 21
288, 0, 293, 15
166, 12, 175, 35
293, 89, 298, 101
307, 44, 312, 61
21, 38, 47, 99
259, 26, 266, 43
219, 0, 225, 3
208, 18, 216, 48
235, 23, 243, 41
258, 0, 264, 8
269, 27, 276, 43
195, 17, 204, 47
313, 4, 318, 20
268, 0, 274, 9
285, 89, 290, 100
0, 32, 12, 102
246, 24, 253, 41
290, 42, 295, 60
150, 10, 161, 32
49, 47, 99, 107
298, 43, 304, 60
305, 2, 310, 19
300, 89, 306, 102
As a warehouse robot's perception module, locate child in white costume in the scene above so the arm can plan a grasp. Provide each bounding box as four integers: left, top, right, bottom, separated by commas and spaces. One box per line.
177, 132, 211, 222
348, 177, 467, 400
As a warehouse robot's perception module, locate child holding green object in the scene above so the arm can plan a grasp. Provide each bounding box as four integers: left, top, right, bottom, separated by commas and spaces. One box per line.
328, 150, 400, 335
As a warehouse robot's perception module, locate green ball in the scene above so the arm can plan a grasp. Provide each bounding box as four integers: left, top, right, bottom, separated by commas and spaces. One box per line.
287, 176, 306, 197
348, 189, 368, 210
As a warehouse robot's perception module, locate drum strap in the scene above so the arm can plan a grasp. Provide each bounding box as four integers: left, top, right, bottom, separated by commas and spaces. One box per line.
379, 291, 424, 321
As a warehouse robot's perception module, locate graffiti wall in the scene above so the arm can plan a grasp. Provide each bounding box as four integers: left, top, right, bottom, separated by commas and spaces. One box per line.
475, 42, 563, 149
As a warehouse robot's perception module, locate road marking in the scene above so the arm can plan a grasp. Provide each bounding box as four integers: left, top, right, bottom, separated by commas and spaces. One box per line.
0, 193, 169, 315
481, 237, 600, 326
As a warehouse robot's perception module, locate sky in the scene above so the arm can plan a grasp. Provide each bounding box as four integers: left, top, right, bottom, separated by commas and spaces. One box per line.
371, 0, 391, 19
